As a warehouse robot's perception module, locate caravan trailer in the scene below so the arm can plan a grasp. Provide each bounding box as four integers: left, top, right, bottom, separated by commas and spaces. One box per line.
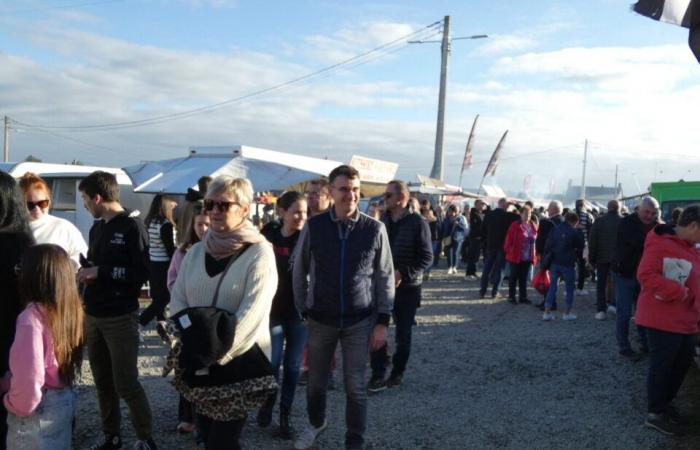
0, 162, 153, 242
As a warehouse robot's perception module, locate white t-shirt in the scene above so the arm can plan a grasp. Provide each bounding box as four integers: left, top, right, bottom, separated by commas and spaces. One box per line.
29, 214, 88, 268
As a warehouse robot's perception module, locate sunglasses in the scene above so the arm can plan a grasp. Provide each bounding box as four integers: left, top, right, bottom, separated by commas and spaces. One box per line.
27, 199, 50, 210
203, 199, 240, 212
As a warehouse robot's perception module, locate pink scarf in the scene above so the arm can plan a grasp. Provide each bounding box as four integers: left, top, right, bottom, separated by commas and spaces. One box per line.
203, 220, 265, 260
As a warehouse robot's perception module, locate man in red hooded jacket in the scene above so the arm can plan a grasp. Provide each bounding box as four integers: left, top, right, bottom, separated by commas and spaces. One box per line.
635, 205, 700, 436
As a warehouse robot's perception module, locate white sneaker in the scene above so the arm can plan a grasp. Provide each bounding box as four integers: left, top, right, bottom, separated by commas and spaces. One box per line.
595, 311, 606, 320
607, 305, 617, 315
294, 420, 328, 450
563, 313, 578, 321
575, 289, 589, 296
542, 312, 555, 321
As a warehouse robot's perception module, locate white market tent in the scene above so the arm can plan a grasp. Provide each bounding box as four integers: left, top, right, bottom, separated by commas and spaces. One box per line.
124, 145, 343, 194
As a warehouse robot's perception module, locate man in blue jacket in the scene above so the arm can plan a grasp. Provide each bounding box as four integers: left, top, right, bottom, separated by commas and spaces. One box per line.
368, 180, 433, 393
293, 165, 395, 450
542, 212, 585, 321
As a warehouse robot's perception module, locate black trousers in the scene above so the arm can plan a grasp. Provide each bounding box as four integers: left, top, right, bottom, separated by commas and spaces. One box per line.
508, 261, 531, 302
139, 261, 171, 326
576, 253, 586, 290
196, 414, 246, 450
465, 238, 482, 276
646, 328, 696, 414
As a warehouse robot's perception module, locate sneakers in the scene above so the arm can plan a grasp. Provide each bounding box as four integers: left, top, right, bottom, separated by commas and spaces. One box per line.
575, 289, 589, 296
607, 305, 617, 315
447, 267, 455, 275
562, 313, 577, 321
619, 349, 641, 361
666, 405, 690, 426
132, 440, 157, 450
176, 422, 196, 434
386, 373, 403, 388
644, 413, 685, 436
542, 312, 555, 321
594, 311, 607, 320
367, 376, 387, 393
294, 420, 328, 450
87, 434, 122, 450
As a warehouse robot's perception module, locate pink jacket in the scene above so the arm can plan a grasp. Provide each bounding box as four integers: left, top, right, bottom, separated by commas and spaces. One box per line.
167, 247, 187, 292
3, 303, 65, 417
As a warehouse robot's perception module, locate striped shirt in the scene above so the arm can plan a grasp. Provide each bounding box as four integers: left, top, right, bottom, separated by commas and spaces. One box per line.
148, 219, 176, 262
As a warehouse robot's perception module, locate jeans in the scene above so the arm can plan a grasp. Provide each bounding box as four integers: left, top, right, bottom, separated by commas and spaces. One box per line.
306, 315, 374, 449
85, 312, 153, 440
196, 414, 245, 450
270, 316, 308, 411
479, 249, 505, 297
614, 274, 648, 352
545, 264, 575, 309
595, 263, 613, 313
6, 387, 75, 450
428, 241, 440, 271
447, 239, 464, 269
646, 328, 696, 414
465, 238, 482, 276
139, 261, 171, 326
508, 261, 532, 302
370, 285, 421, 379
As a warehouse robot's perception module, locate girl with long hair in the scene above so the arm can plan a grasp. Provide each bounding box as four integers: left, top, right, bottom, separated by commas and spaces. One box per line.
140, 194, 178, 332
0, 171, 35, 449
166, 202, 210, 436
2, 244, 84, 449
256, 191, 308, 439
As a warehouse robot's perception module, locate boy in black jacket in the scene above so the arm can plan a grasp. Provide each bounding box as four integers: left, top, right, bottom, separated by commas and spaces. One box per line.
77, 171, 156, 450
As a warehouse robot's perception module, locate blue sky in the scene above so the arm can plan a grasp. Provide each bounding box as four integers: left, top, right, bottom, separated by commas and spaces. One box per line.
1, 0, 699, 197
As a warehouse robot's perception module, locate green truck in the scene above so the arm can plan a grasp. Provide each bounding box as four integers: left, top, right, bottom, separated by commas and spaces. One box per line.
650, 180, 700, 221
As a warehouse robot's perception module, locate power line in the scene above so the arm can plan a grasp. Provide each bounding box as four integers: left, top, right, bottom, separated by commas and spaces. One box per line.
11, 20, 442, 132
19, 126, 140, 157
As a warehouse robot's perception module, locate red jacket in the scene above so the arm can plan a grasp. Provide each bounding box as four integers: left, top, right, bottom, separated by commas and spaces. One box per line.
503, 220, 538, 264
635, 225, 700, 335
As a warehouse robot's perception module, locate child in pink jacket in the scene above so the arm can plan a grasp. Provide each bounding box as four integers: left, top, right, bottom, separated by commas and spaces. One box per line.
1, 244, 84, 449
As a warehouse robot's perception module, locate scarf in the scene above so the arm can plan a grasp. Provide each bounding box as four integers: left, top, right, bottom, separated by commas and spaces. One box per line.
203, 219, 265, 260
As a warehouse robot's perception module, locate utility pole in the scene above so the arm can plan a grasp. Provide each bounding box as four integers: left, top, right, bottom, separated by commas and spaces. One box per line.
410, 17, 487, 181
3, 116, 9, 163
614, 164, 619, 199
580, 139, 588, 200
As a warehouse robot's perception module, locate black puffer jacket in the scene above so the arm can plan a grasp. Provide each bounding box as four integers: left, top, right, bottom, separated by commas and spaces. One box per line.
588, 212, 622, 265
381, 209, 433, 286
612, 213, 657, 278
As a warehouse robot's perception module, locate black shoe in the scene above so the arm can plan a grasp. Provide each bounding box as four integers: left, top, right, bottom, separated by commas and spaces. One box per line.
619, 349, 641, 361
519, 298, 532, 304
639, 345, 650, 354
279, 408, 293, 440
297, 370, 308, 385
256, 392, 276, 427
550, 304, 557, 311
645, 413, 685, 436
367, 376, 387, 393
386, 373, 403, 388
667, 405, 691, 426
86, 434, 122, 450
507, 297, 517, 304
536, 302, 545, 310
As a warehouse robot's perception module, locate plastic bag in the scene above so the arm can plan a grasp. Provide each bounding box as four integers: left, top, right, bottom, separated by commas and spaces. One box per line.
532, 269, 551, 295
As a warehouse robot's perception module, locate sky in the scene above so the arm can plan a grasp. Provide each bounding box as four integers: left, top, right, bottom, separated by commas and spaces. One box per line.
1, 0, 699, 197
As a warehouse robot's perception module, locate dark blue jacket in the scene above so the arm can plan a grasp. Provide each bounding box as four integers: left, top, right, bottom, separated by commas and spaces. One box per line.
293, 209, 394, 328
381, 208, 433, 287
544, 222, 585, 267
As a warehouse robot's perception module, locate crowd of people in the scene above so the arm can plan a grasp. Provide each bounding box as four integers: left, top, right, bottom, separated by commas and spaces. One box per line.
0, 165, 698, 450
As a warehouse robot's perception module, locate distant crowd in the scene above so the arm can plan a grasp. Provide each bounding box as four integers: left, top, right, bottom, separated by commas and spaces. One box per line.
0, 165, 698, 450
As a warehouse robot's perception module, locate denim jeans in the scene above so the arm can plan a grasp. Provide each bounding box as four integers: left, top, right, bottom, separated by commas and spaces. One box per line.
447, 239, 464, 269
6, 387, 75, 450
370, 285, 421, 379
595, 263, 613, 312
479, 249, 505, 297
508, 261, 532, 302
85, 312, 153, 440
614, 274, 647, 352
306, 315, 374, 449
545, 264, 575, 309
646, 328, 695, 414
270, 316, 308, 411
430, 240, 440, 269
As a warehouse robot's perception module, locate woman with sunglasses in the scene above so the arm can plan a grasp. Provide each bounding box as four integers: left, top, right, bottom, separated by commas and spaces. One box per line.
170, 176, 277, 449
18, 173, 87, 268
0, 171, 35, 450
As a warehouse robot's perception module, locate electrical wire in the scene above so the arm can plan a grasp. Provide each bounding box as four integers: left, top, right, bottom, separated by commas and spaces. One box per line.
0, 0, 123, 16
11, 20, 442, 132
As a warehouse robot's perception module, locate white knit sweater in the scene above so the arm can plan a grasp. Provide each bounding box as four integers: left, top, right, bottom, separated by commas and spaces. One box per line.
170, 241, 278, 364
29, 214, 88, 268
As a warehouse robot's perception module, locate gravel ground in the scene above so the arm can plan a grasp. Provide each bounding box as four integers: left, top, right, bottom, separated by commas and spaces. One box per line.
73, 267, 700, 449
